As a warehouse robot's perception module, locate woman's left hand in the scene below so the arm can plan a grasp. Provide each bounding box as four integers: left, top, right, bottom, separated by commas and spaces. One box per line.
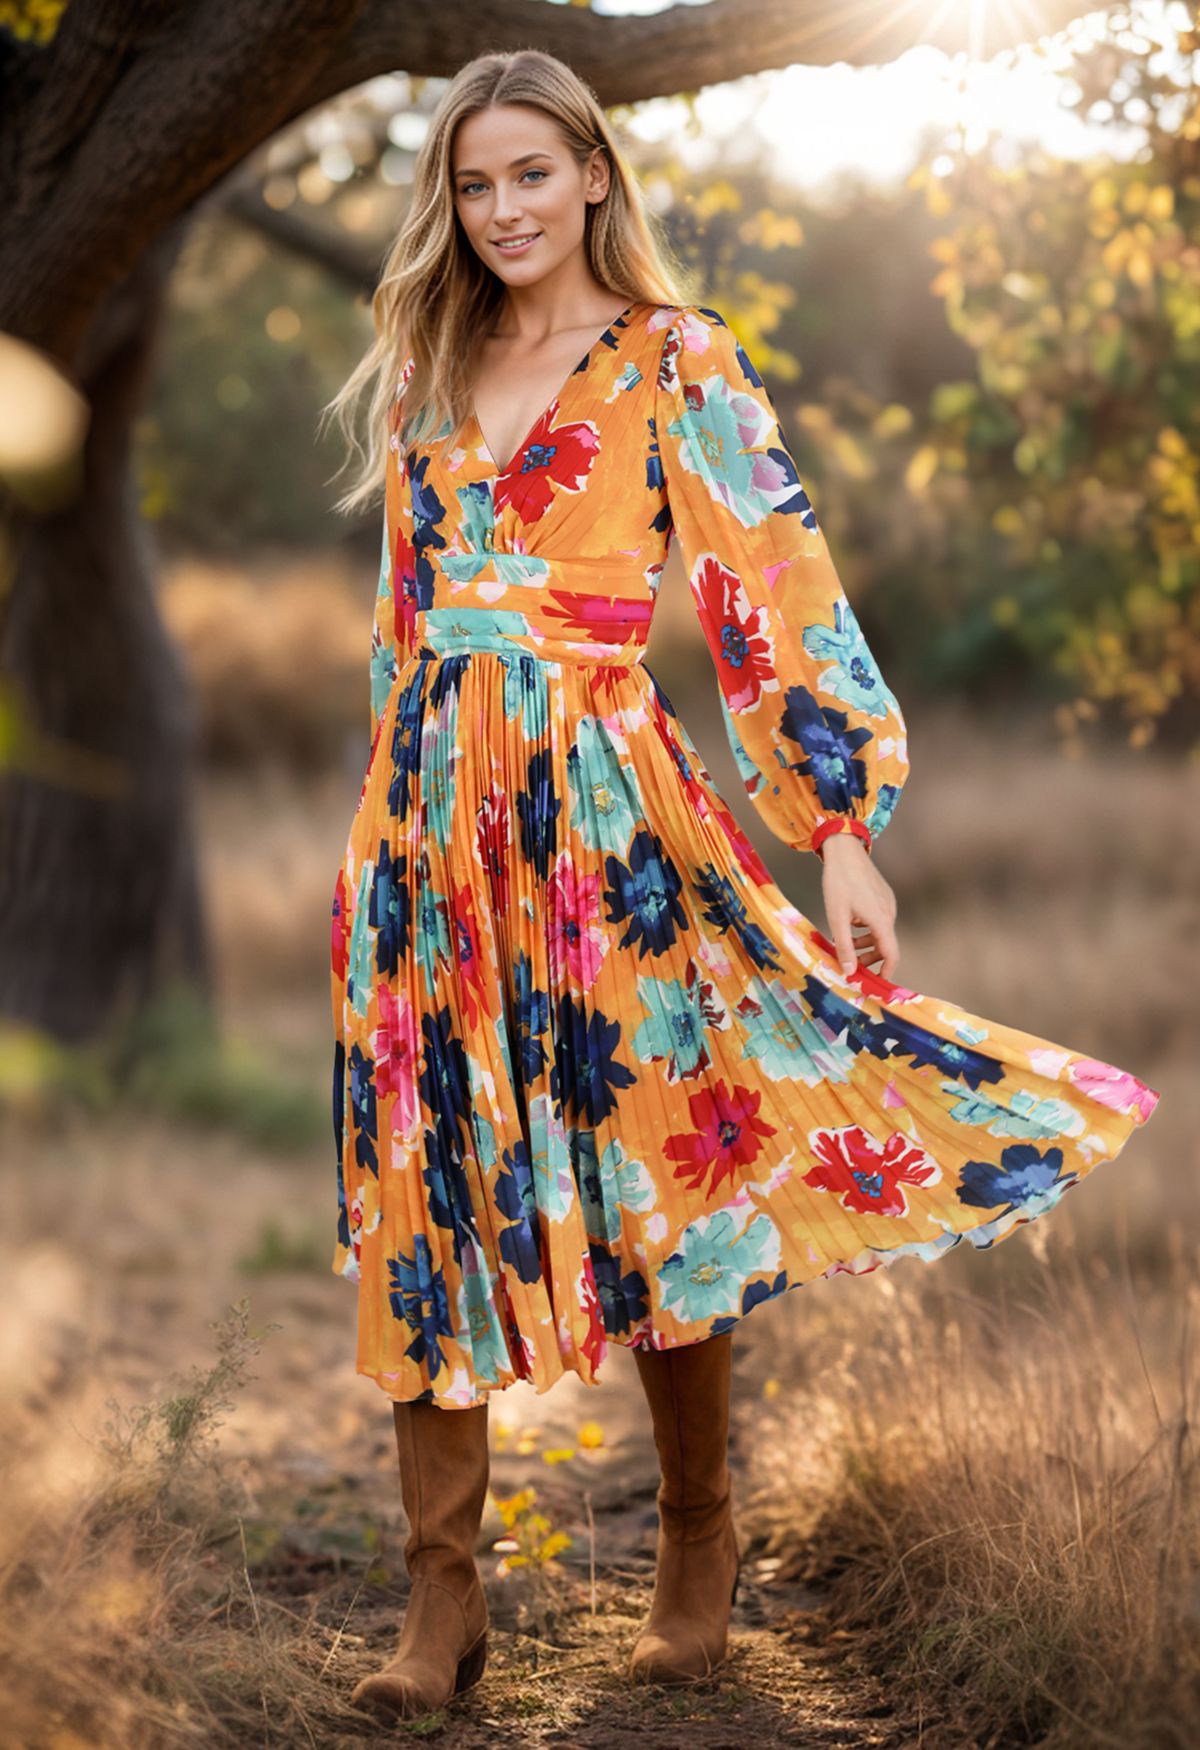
818, 833, 900, 980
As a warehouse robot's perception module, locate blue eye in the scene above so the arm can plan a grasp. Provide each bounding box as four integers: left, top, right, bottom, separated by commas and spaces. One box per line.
459, 168, 548, 196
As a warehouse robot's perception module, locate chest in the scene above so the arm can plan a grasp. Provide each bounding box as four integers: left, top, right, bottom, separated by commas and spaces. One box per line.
471, 333, 603, 476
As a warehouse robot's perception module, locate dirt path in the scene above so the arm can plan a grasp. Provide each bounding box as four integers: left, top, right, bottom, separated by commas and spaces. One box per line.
5, 1108, 928, 1745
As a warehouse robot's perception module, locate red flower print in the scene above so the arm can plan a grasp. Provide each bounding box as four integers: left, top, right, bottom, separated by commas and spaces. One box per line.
476, 787, 513, 916
494, 407, 600, 523
331, 867, 350, 981
688, 555, 776, 712
542, 588, 655, 649
665, 1078, 778, 1199
394, 522, 419, 654
809, 928, 919, 1001
708, 791, 774, 886
802, 1124, 941, 1218
450, 878, 488, 1033
578, 1250, 608, 1373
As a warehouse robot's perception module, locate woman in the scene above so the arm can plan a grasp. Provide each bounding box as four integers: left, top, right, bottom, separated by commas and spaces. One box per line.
321, 47, 1160, 1722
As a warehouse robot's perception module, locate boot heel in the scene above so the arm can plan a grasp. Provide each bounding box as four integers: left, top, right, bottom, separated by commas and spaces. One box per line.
454, 1626, 488, 1694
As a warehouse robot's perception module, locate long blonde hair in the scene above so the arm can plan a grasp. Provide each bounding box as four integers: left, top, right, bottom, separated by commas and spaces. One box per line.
319, 47, 699, 515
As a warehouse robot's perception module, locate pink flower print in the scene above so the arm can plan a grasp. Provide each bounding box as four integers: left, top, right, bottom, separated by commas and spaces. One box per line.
370, 984, 420, 1127
547, 851, 607, 988
1068, 1058, 1161, 1122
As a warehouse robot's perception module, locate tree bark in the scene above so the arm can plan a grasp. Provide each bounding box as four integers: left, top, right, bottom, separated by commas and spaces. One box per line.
0, 224, 210, 1042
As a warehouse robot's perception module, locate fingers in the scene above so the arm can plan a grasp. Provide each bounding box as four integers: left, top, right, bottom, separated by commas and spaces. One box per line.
851, 922, 900, 979
829, 917, 901, 980
829, 901, 859, 977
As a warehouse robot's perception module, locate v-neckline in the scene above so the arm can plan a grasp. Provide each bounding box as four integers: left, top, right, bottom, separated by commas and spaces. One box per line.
469, 298, 641, 478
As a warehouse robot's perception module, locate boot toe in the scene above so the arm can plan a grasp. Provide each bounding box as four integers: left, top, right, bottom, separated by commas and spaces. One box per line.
350, 1669, 447, 1719
628, 1628, 721, 1684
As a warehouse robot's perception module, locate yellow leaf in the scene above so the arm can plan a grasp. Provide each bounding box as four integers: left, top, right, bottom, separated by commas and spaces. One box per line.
541, 1446, 576, 1464
577, 1420, 605, 1448
539, 1531, 573, 1561
905, 446, 939, 494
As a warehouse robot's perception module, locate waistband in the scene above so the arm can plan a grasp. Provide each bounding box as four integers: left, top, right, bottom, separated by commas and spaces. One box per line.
410, 549, 659, 667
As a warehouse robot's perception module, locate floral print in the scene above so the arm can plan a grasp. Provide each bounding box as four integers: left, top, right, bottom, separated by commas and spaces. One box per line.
330, 299, 1160, 1408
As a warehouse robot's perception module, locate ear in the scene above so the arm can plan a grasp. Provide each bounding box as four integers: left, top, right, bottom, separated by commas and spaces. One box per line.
585, 145, 610, 204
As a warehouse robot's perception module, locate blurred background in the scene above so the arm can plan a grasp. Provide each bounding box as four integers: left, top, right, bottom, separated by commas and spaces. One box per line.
1, 3, 1197, 1745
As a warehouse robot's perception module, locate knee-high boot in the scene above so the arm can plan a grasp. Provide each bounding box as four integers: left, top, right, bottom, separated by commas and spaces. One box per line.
350, 1396, 491, 1719
627, 1331, 741, 1683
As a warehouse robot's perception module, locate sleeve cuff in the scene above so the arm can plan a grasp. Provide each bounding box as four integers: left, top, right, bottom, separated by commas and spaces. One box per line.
811, 817, 873, 859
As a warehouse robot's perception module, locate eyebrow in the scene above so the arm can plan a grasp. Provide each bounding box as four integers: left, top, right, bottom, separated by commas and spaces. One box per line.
453, 151, 554, 178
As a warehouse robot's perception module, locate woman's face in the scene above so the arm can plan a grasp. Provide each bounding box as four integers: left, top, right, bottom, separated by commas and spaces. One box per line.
451, 102, 608, 292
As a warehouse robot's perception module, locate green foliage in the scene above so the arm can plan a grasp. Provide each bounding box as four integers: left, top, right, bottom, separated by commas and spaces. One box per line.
139, 221, 377, 552
114, 980, 328, 1150
0, 980, 327, 1149
94, 1298, 277, 1537
906, 20, 1200, 746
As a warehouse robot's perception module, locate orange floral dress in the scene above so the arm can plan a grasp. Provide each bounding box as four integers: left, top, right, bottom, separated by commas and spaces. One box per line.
329, 299, 1161, 1409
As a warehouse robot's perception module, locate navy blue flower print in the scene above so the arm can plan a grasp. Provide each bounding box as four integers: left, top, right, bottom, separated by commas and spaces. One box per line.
516, 746, 561, 879
780, 685, 874, 815
550, 992, 638, 1127
589, 1240, 650, 1335
693, 863, 784, 972
494, 1141, 543, 1284
349, 1042, 378, 1178
603, 828, 689, 957
388, 1233, 455, 1377
369, 841, 411, 977
957, 1143, 1076, 1213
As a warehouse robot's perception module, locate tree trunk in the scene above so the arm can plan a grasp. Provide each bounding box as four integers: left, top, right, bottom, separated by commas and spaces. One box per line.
0, 223, 211, 1045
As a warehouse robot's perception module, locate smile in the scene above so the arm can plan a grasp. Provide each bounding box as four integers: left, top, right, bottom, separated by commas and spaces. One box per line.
493, 233, 541, 252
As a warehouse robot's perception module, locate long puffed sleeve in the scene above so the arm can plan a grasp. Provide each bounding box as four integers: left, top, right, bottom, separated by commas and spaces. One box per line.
654, 305, 909, 859
367, 355, 417, 748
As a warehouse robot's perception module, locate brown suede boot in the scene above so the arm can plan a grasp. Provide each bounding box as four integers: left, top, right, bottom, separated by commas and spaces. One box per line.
627, 1330, 741, 1683
350, 1395, 491, 1720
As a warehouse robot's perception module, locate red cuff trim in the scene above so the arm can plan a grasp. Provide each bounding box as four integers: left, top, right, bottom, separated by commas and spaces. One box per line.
811, 817, 872, 857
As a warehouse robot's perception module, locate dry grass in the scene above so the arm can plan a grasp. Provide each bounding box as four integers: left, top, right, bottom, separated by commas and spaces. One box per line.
744, 1227, 1200, 1747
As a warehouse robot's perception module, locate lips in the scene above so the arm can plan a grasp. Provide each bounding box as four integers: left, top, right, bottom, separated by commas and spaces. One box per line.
493, 233, 541, 251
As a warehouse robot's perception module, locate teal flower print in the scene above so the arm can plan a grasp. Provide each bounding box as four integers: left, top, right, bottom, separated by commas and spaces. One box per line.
347, 860, 375, 1021
736, 975, 857, 1085
667, 374, 775, 527
802, 596, 904, 721
423, 710, 460, 854
607, 1137, 659, 1215
370, 520, 398, 727
501, 649, 550, 742
657, 1206, 781, 1322
528, 1089, 576, 1222
414, 868, 454, 1001
456, 1242, 511, 1384
866, 782, 905, 842
631, 963, 729, 1081
567, 716, 642, 854
942, 1083, 1087, 1142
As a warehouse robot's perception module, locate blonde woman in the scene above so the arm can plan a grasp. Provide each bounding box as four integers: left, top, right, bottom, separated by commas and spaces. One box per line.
322, 47, 1159, 1722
